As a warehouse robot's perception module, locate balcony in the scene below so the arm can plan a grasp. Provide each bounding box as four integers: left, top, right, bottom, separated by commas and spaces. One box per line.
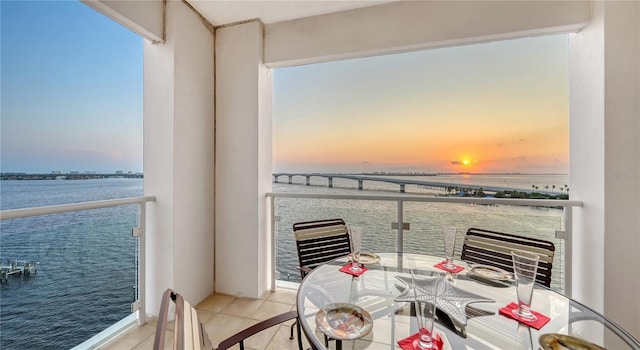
0, 0, 638, 347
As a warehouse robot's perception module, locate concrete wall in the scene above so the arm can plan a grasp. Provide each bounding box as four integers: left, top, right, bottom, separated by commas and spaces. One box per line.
143, 0, 215, 312
215, 21, 272, 298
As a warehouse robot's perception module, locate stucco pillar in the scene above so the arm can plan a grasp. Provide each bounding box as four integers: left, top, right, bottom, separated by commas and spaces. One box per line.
215, 20, 272, 298
569, 0, 640, 339
143, 0, 215, 313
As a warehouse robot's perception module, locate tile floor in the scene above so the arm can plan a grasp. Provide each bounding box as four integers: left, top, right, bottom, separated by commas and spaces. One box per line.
99, 288, 310, 350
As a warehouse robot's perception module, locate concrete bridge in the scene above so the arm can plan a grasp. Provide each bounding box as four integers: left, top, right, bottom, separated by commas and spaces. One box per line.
272, 173, 547, 195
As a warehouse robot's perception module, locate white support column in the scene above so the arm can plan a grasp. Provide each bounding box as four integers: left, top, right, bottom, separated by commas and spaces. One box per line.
601, 1, 640, 338
144, 0, 215, 314
569, 0, 640, 339
215, 20, 272, 298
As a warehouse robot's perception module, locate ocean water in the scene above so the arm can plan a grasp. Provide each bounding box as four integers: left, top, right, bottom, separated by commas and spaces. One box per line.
0, 179, 143, 350
0, 174, 567, 349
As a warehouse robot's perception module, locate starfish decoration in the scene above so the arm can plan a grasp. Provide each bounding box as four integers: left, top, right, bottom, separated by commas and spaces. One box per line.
394, 275, 494, 326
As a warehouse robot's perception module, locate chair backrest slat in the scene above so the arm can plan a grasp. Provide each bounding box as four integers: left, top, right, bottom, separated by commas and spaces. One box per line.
461, 228, 555, 288
293, 219, 351, 278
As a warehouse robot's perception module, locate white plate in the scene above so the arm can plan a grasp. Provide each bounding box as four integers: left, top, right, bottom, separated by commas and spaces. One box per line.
468, 265, 513, 281
539, 333, 606, 350
315, 303, 373, 340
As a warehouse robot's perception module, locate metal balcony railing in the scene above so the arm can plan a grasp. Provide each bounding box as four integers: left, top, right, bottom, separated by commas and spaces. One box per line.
267, 192, 582, 294
0, 195, 155, 349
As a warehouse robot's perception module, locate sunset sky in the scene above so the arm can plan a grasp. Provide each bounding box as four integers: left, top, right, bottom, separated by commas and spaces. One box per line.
1, 1, 568, 175
273, 35, 569, 174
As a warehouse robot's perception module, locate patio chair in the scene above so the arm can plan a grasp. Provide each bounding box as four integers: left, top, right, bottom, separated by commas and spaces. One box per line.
292, 218, 352, 348
153, 288, 303, 350
293, 218, 352, 279
461, 227, 556, 288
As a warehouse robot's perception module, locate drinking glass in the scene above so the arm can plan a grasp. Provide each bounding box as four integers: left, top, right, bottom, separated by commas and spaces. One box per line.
511, 250, 540, 321
411, 270, 440, 349
349, 226, 363, 273
442, 226, 457, 269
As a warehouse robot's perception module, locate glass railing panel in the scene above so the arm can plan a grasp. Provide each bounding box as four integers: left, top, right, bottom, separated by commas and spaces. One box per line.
403, 201, 564, 292
274, 197, 396, 283
0, 206, 138, 349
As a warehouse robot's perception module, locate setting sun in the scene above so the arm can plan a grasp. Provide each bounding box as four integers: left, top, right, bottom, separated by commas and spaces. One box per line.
463, 159, 470, 166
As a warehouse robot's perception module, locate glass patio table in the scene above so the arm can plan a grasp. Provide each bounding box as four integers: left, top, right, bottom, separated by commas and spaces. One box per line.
296, 252, 640, 350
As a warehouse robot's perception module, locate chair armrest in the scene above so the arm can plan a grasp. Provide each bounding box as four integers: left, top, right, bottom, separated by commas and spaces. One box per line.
216, 310, 299, 350
297, 266, 313, 274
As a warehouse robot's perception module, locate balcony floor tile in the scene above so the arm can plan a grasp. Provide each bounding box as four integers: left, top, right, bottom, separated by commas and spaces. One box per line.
98, 290, 300, 350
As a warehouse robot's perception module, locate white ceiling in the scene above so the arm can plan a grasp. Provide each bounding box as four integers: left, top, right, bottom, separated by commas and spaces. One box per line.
187, 0, 395, 27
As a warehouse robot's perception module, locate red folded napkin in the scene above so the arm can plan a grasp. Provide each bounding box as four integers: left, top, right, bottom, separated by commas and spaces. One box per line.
499, 302, 550, 329
434, 261, 465, 273
339, 263, 368, 277
397, 331, 443, 350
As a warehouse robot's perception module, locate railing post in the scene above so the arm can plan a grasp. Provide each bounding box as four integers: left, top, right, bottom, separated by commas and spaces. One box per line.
270, 196, 277, 292
137, 202, 146, 325
563, 207, 573, 297
397, 200, 404, 252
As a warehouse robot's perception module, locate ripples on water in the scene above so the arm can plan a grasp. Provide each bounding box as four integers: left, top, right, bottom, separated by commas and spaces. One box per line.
1, 179, 142, 350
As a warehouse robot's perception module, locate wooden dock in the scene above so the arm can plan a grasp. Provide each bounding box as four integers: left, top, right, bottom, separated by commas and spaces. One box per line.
0, 260, 39, 284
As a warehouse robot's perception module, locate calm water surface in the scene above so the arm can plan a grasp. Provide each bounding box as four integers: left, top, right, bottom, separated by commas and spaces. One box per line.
0, 179, 143, 350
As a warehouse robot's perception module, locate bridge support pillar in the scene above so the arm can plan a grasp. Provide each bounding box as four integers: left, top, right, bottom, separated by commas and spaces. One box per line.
400, 184, 405, 193
305, 176, 310, 185
358, 180, 363, 190
328, 177, 333, 188
288, 175, 293, 184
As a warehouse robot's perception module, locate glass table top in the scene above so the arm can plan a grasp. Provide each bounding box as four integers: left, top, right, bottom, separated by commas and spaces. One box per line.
296, 253, 640, 350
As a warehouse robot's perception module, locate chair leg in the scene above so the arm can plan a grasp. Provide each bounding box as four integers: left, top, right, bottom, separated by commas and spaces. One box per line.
290, 319, 297, 339
296, 318, 303, 350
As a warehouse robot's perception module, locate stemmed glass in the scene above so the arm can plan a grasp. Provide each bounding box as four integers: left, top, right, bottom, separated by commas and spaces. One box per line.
349, 226, 363, 273
442, 226, 457, 269
411, 270, 440, 349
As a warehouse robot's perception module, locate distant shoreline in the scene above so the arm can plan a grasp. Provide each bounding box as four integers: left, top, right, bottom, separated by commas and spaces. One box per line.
0, 173, 143, 180
1, 171, 568, 181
